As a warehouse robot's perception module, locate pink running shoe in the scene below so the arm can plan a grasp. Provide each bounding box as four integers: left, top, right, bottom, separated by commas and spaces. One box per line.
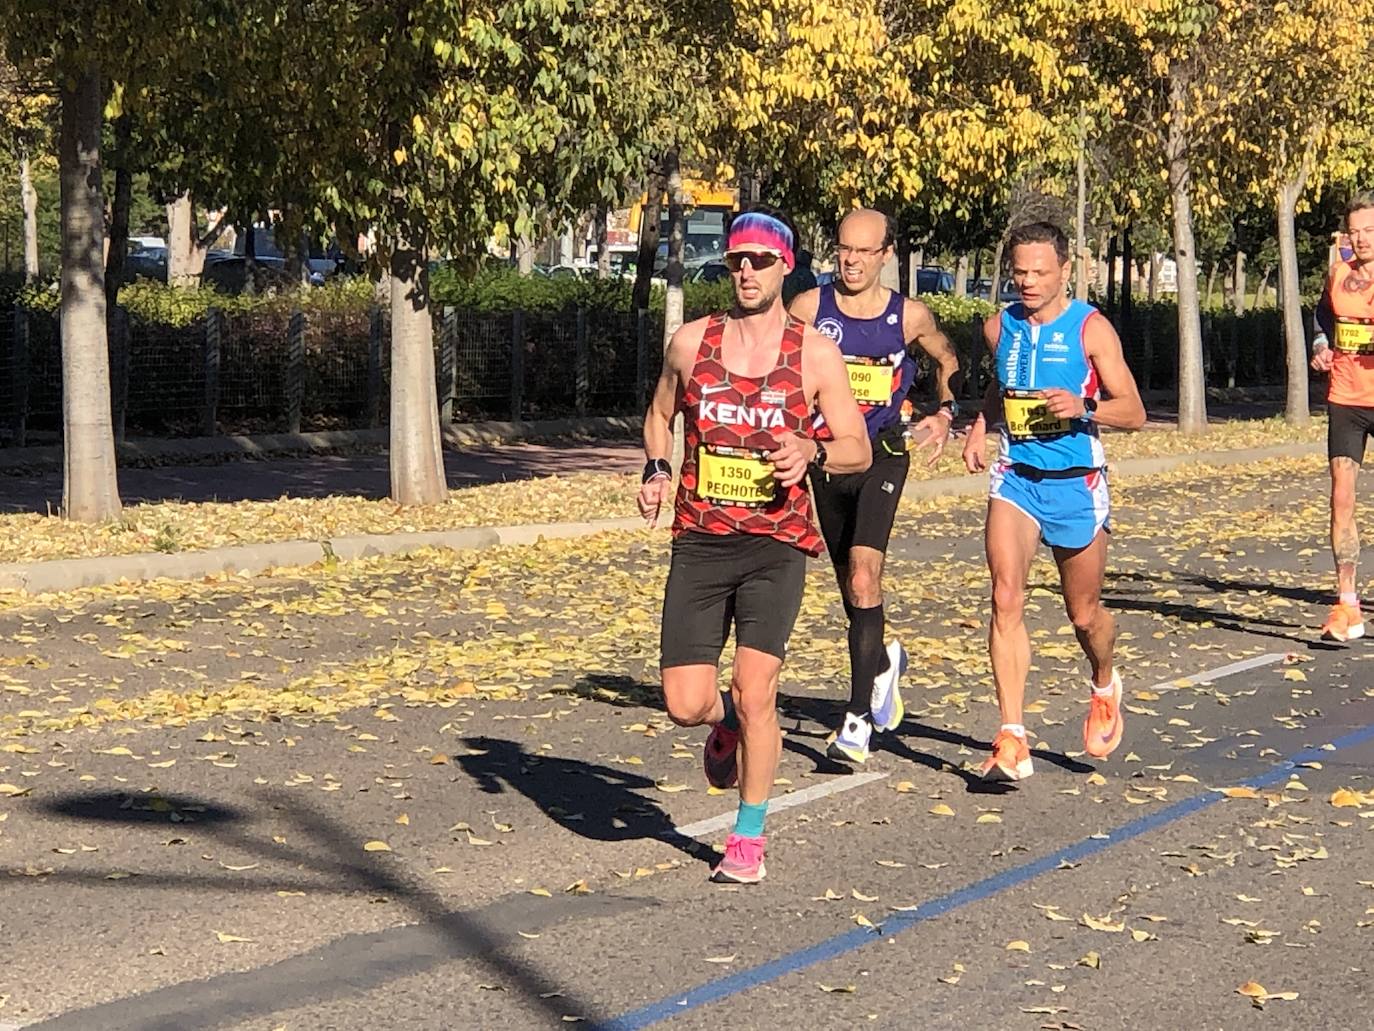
710, 833, 766, 884
703, 724, 739, 789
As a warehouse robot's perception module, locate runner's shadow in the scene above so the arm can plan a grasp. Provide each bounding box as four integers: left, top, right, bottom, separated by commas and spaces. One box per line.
31, 788, 607, 1027
456, 736, 716, 865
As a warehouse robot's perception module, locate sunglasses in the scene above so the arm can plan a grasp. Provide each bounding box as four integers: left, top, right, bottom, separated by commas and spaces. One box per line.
724, 251, 783, 273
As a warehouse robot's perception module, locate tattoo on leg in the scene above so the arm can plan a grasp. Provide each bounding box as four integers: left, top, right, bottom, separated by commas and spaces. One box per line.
1336, 524, 1360, 568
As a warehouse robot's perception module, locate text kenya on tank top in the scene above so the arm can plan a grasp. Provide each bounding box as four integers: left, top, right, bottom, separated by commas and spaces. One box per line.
673, 313, 823, 556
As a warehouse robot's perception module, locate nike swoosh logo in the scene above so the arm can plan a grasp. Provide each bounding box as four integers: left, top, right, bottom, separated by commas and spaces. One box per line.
701, 383, 731, 395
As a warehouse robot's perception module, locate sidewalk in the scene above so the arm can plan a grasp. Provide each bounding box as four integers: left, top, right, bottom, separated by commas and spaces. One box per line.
0, 399, 1311, 516
0, 440, 644, 515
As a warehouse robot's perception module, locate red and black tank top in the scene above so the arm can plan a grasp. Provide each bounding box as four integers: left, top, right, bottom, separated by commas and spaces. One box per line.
673, 313, 823, 556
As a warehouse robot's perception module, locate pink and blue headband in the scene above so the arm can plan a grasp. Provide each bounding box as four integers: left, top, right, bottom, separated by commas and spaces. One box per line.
726, 212, 795, 271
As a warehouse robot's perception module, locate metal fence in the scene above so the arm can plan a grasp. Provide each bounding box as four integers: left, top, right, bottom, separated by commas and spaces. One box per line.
1, 304, 672, 445
1, 301, 1298, 447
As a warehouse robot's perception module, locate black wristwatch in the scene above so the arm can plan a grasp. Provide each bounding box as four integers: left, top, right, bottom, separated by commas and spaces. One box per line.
938, 399, 960, 418
811, 440, 828, 470
642, 458, 672, 483
1083, 397, 1098, 420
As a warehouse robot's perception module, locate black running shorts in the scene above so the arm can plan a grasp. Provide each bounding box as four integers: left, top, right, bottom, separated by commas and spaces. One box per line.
809, 429, 910, 564
659, 532, 807, 668
1329, 402, 1374, 464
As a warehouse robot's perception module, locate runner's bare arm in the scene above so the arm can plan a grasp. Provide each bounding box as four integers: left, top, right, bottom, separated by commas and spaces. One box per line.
1042, 313, 1145, 429
962, 316, 1003, 473
787, 287, 821, 326
638, 320, 705, 525
903, 298, 959, 404
800, 328, 871, 475
1312, 272, 1335, 372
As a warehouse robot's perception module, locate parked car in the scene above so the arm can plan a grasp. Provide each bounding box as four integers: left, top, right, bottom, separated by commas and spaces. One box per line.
915, 267, 955, 294
973, 277, 1021, 304
202, 254, 295, 294
123, 242, 168, 284
690, 261, 730, 284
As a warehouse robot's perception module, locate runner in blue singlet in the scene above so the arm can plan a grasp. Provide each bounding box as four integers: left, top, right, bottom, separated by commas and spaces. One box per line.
961, 221, 1145, 784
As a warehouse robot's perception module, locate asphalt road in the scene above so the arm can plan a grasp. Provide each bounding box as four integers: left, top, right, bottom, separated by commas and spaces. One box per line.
1, 453, 1370, 1031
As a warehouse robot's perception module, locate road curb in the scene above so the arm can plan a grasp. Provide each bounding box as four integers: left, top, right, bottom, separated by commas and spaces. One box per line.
0, 516, 652, 595
0, 443, 1322, 596
0, 416, 643, 474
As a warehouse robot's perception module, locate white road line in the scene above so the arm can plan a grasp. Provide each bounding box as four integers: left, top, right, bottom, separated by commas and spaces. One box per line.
671, 770, 889, 839
1151, 652, 1289, 692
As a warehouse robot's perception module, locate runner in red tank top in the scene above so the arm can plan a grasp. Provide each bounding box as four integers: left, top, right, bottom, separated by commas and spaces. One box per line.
637, 205, 870, 884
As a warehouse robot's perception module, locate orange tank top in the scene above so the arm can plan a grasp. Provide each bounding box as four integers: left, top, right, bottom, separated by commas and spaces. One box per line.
1326, 259, 1374, 407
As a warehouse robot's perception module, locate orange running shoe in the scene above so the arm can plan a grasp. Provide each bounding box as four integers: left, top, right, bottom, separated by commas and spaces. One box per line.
1084, 669, 1124, 759
980, 729, 1034, 782
1321, 602, 1365, 643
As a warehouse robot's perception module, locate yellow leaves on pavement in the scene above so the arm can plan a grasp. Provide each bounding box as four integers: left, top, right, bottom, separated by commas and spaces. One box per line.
1005, 940, 1031, 953
1080, 913, 1125, 933
1237, 982, 1298, 1008
928, 803, 955, 817
0, 473, 641, 564
362, 840, 391, 852
1330, 787, 1374, 808
214, 931, 253, 944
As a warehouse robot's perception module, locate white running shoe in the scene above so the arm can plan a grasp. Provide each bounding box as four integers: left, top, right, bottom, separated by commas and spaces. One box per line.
870, 639, 908, 733
826, 712, 872, 763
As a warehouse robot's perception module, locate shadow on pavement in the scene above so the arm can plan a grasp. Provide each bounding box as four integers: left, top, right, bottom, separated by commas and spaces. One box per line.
562, 673, 1094, 790
26, 787, 608, 1028
455, 735, 717, 865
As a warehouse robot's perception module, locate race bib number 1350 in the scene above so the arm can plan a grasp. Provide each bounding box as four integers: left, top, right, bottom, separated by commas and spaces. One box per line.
697, 446, 776, 507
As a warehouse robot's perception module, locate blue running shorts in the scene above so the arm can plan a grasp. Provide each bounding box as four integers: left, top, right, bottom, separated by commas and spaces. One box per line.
989, 462, 1111, 550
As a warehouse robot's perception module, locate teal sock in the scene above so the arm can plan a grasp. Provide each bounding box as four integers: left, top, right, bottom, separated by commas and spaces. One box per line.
733, 800, 768, 838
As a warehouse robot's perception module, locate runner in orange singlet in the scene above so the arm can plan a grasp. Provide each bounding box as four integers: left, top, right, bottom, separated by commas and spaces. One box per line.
1311, 194, 1374, 642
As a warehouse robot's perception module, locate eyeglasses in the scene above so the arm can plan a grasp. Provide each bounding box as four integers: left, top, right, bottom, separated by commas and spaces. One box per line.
835, 244, 887, 259
724, 251, 782, 273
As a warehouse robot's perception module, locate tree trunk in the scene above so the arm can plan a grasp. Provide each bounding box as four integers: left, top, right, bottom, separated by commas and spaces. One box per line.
1277, 178, 1310, 426
1253, 268, 1271, 308
1075, 112, 1089, 300
1168, 71, 1208, 434
388, 245, 446, 505
243, 220, 258, 296
20, 149, 39, 283
953, 253, 970, 297
1233, 250, 1247, 317
166, 193, 210, 286
988, 236, 1006, 305
516, 234, 535, 275
1095, 230, 1110, 301
104, 114, 133, 304
59, 69, 122, 521
1105, 232, 1119, 312
632, 157, 668, 312
1204, 261, 1218, 308
1148, 253, 1162, 303
1120, 225, 1134, 335
663, 148, 686, 343
896, 230, 911, 298
595, 202, 611, 279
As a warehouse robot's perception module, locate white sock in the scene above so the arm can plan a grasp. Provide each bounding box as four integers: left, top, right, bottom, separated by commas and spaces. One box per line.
1000, 723, 1026, 738
1340, 592, 1359, 608
1091, 676, 1116, 697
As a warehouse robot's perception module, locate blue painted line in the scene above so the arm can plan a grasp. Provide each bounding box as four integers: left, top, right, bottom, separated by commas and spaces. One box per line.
594, 722, 1374, 1030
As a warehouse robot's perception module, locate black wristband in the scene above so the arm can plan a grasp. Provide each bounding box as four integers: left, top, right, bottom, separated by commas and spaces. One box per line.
642, 458, 672, 483
810, 440, 828, 470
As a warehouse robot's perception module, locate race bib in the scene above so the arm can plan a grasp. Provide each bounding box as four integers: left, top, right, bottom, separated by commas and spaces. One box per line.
697, 445, 776, 507
1003, 390, 1071, 441
845, 358, 897, 406
1335, 318, 1374, 355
